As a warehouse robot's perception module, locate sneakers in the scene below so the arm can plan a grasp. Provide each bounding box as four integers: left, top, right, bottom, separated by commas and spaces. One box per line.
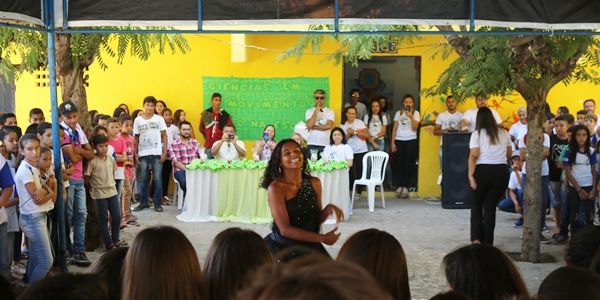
133, 203, 149, 211
154, 205, 163, 212
72, 252, 91, 267
546, 234, 568, 245
542, 223, 549, 233
512, 218, 523, 228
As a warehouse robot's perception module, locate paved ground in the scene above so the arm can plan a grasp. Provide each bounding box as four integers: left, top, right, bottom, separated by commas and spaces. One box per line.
76, 193, 564, 300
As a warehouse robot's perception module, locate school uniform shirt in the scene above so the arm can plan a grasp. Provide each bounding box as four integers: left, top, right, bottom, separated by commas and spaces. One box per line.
305, 107, 335, 147
133, 114, 167, 157
84, 155, 118, 200
15, 160, 54, 215
393, 110, 420, 141
461, 108, 502, 133
435, 110, 463, 145
61, 122, 89, 181
548, 134, 569, 182
562, 149, 597, 187
213, 140, 246, 161
469, 128, 511, 165
166, 124, 180, 148
509, 121, 528, 141
363, 114, 389, 140
0, 155, 14, 224
518, 134, 550, 176
342, 119, 368, 154
322, 144, 354, 162
507, 170, 522, 190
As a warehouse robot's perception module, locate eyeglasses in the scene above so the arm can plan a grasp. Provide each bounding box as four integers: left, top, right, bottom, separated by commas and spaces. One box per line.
352, 94, 360, 98
314, 96, 325, 100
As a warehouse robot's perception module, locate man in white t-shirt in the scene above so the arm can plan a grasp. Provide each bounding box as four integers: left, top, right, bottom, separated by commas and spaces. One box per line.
509, 107, 528, 156
306, 89, 335, 159
211, 125, 246, 161
133, 96, 168, 212
434, 95, 463, 174
460, 96, 503, 132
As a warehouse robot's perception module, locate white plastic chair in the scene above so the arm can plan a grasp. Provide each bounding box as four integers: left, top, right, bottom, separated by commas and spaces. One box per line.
173, 172, 185, 210
351, 151, 389, 212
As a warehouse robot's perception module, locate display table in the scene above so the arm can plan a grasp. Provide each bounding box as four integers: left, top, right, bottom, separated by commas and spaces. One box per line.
176, 161, 350, 224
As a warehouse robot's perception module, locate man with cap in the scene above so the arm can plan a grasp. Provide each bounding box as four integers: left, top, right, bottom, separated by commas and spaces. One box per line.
59, 100, 95, 266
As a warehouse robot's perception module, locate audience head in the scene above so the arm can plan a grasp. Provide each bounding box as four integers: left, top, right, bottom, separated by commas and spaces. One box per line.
119, 114, 133, 133
402, 94, 415, 109
537, 266, 600, 300
1, 126, 20, 156
556, 106, 569, 117
156, 100, 167, 115
142, 96, 158, 116
29, 108, 45, 124
576, 109, 587, 124
516, 107, 527, 123
179, 121, 193, 138
18, 273, 109, 300
262, 125, 276, 142
24, 123, 38, 135
92, 113, 103, 127
93, 125, 108, 139
583, 98, 596, 114
337, 229, 411, 300
59, 101, 79, 128
112, 107, 127, 118
163, 108, 173, 124
89, 109, 98, 125
565, 225, 600, 273
475, 95, 488, 108
377, 96, 388, 112
445, 95, 457, 111
369, 98, 383, 116
349, 88, 360, 103
584, 113, 597, 131
173, 109, 186, 126
329, 127, 347, 146
237, 259, 392, 300
291, 133, 306, 149
564, 113, 575, 126
118, 103, 130, 115
122, 226, 206, 300
92, 134, 109, 154
442, 244, 528, 300
0, 113, 17, 127
204, 228, 273, 300
90, 247, 129, 300
475, 107, 499, 143
97, 114, 110, 128
569, 125, 590, 152
313, 89, 326, 107
429, 291, 471, 300
261, 139, 309, 189
210, 92, 222, 110
130, 109, 143, 119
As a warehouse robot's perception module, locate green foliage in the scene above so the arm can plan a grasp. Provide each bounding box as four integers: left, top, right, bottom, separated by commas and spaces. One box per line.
0, 27, 46, 80
69, 28, 191, 70
278, 24, 419, 67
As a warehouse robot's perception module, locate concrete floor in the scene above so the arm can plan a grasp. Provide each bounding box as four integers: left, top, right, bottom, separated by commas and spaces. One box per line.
77, 193, 564, 299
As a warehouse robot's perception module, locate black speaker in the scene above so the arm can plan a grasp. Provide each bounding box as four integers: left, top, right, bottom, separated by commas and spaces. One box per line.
441, 132, 472, 209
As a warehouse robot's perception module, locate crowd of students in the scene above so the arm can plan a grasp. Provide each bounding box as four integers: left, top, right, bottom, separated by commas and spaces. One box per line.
0, 224, 598, 300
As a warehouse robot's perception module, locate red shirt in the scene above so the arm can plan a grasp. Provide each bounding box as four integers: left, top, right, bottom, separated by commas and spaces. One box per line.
201, 110, 233, 148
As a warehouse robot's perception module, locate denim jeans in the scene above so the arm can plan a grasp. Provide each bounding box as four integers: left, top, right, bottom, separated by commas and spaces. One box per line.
95, 195, 121, 248
19, 213, 53, 283
174, 169, 187, 196
137, 155, 163, 207
367, 139, 386, 152
66, 180, 87, 253
0, 222, 8, 277
497, 188, 524, 213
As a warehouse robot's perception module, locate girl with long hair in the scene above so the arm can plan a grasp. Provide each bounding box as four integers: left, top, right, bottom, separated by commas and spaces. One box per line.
468, 107, 511, 245
390, 95, 420, 198
261, 139, 344, 256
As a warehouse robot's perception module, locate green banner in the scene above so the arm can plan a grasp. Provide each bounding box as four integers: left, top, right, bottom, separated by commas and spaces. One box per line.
202, 76, 329, 140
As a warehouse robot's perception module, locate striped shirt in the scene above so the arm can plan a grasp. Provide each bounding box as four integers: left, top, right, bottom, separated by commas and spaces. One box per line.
169, 138, 200, 170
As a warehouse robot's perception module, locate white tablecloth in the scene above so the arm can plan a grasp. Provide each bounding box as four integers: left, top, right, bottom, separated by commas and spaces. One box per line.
177, 168, 350, 223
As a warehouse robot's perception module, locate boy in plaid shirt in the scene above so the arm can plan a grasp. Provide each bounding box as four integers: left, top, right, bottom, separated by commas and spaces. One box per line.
168, 121, 201, 196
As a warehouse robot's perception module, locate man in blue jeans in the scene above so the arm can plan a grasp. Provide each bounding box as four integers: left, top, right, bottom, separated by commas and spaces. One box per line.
133, 96, 168, 212
60, 101, 95, 266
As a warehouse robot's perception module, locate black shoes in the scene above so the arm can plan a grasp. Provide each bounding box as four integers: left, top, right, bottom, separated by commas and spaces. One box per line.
72, 252, 91, 267
133, 203, 149, 211
154, 206, 163, 212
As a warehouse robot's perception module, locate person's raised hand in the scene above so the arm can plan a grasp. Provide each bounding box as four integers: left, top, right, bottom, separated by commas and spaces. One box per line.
323, 204, 344, 223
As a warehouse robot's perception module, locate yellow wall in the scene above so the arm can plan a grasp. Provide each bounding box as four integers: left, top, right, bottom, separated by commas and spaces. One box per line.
14, 34, 600, 197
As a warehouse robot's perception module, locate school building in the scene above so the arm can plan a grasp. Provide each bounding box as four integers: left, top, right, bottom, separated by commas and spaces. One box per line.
13, 34, 600, 197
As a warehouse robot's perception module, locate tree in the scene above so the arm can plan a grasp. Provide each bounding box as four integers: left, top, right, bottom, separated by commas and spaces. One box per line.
0, 28, 47, 111
283, 28, 600, 262
54, 31, 190, 131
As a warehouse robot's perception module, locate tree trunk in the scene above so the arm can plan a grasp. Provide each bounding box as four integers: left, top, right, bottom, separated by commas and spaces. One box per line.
519, 90, 547, 262
54, 33, 101, 251
0, 75, 15, 113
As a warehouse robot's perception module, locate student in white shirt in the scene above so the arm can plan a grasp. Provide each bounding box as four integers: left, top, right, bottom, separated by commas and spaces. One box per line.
390, 94, 420, 198
468, 107, 512, 245
434, 95, 463, 172
342, 107, 369, 192
322, 127, 354, 167
509, 107, 528, 153
212, 125, 246, 161
363, 99, 388, 152
460, 96, 503, 132
133, 96, 168, 212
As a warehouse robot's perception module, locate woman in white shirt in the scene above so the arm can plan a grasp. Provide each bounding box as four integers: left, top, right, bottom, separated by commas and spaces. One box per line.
468, 107, 512, 245
390, 95, 420, 198
342, 107, 369, 192
364, 99, 388, 152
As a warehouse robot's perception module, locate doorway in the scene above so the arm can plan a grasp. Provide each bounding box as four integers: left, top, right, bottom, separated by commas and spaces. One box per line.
343, 56, 422, 191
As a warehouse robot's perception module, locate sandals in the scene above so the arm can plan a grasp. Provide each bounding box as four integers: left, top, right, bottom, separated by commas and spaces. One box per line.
126, 219, 140, 226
